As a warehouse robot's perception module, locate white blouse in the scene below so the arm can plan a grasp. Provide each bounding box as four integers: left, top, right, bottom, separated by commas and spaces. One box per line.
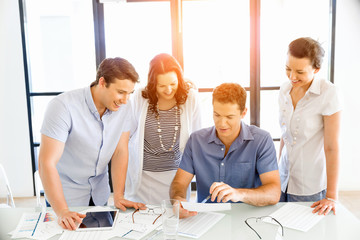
278, 78, 342, 196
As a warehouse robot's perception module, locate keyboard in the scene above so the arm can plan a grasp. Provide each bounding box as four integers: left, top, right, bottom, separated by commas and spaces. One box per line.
59, 230, 103, 240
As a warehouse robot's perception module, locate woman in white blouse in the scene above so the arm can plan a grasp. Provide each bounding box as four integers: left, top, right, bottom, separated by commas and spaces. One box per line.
278, 37, 341, 215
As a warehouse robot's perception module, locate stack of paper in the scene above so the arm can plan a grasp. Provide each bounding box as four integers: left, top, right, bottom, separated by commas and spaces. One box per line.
266, 203, 325, 232
178, 212, 225, 238
176, 201, 229, 238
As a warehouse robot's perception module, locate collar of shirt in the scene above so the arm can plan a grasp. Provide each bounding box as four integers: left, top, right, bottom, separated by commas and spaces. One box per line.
207, 121, 255, 153
281, 77, 322, 96
84, 86, 112, 119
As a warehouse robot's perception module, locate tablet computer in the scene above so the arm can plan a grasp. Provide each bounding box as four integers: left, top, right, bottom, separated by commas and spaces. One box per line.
76, 210, 118, 231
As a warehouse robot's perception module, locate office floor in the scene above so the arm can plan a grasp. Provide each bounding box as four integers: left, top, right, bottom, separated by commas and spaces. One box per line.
13, 191, 360, 220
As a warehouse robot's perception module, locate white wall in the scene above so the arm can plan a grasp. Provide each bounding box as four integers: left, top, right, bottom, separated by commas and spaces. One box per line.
0, 0, 359, 197
0, 0, 33, 197
336, 0, 360, 191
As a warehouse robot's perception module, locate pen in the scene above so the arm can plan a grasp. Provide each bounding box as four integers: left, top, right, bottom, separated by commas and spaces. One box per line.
201, 195, 211, 203
122, 230, 133, 237
31, 212, 42, 236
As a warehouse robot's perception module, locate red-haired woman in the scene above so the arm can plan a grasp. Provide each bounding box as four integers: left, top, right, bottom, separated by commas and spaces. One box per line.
117, 53, 201, 207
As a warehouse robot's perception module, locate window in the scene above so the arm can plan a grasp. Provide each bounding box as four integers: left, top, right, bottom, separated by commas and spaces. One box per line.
24, 0, 96, 92
182, 0, 250, 127
20, 0, 336, 190
104, 1, 172, 83
182, 0, 249, 89
260, 0, 331, 146
21, 0, 96, 172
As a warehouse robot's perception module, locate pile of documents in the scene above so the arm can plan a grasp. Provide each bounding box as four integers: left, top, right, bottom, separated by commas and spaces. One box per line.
9, 202, 233, 240
9, 206, 163, 240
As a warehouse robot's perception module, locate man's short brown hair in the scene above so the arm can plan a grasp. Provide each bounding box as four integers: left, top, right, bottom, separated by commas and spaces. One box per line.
91, 57, 139, 87
212, 83, 247, 112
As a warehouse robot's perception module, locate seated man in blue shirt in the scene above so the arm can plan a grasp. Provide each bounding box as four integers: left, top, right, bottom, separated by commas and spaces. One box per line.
39, 57, 145, 230
170, 83, 281, 218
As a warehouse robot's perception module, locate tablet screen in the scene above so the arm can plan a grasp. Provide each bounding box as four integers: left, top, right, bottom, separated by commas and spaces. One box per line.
77, 210, 118, 231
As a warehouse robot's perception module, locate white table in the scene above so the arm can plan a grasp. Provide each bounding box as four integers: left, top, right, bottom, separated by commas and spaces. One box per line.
1, 202, 359, 239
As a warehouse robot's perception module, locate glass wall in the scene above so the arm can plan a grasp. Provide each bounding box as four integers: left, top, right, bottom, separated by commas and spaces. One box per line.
24, 0, 96, 92
21, 0, 335, 176
22, 0, 96, 169
260, 0, 331, 143
182, 0, 250, 89
104, 1, 172, 85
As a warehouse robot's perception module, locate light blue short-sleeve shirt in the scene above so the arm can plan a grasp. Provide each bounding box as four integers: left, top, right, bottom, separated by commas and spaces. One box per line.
41, 86, 131, 206
179, 122, 278, 203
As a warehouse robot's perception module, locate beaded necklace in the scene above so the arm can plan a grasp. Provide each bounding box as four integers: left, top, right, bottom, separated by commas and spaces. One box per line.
156, 105, 180, 151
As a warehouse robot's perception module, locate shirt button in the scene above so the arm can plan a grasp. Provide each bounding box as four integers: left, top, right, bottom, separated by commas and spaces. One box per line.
221, 163, 224, 166
294, 137, 297, 140
221, 148, 224, 151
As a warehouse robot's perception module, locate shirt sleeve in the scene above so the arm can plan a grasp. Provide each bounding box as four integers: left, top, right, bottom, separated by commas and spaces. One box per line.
128, 93, 140, 137
321, 85, 342, 116
189, 89, 202, 132
40, 97, 71, 143
256, 132, 278, 175
179, 134, 195, 174
121, 102, 133, 133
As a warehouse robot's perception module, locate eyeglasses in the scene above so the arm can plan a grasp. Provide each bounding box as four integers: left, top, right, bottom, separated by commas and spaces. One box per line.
245, 216, 284, 239
132, 207, 163, 225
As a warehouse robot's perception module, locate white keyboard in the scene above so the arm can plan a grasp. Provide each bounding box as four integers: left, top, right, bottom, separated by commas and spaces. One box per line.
59, 230, 103, 240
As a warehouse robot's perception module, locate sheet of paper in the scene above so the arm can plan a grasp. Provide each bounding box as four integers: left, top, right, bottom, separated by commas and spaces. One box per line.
178, 212, 225, 238
11, 212, 44, 239
31, 211, 63, 240
181, 201, 231, 212
266, 203, 325, 232
116, 211, 162, 240
10, 210, 63, 240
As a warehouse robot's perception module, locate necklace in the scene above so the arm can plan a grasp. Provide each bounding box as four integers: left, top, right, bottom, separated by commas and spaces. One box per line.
156, 105, 179, 151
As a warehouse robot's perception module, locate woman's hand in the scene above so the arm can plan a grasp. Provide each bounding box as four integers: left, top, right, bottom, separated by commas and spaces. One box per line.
311, 198, 337, 215
114, 197, 146, 211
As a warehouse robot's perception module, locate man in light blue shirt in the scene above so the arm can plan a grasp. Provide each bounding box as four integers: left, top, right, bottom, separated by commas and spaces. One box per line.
39, 57, 145, 230
170, 83, 281, 218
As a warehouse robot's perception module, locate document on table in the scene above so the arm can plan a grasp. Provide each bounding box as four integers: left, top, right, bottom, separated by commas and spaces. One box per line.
265, 203, 325, 232
10, 210, 62, 240
10, 212, 44, 239
181, 201, 231, 212
178, 212, 225, 238
31, 211, 63, 240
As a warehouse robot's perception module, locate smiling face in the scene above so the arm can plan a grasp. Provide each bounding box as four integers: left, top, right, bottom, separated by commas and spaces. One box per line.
156, 71, 179, 102
213, 100, 247, 145
99, 77, 135, 112
286, 54, 319, 89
